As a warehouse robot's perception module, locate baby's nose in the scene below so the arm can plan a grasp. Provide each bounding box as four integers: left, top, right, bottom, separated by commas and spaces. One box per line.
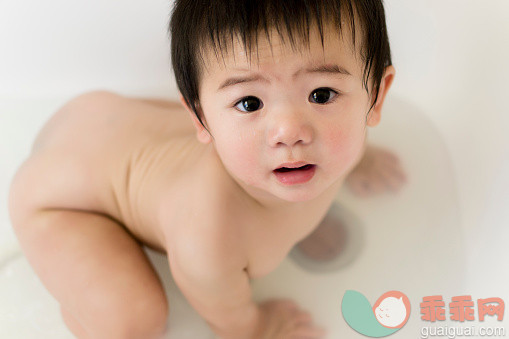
267, 110, 313, 147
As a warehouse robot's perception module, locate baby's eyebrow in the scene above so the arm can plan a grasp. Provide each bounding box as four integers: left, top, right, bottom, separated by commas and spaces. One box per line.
295, 64, 352, 78
217, 64, 352, 91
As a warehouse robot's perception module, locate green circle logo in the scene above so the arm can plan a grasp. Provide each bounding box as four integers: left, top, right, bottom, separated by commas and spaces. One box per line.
341, 290, 411, 337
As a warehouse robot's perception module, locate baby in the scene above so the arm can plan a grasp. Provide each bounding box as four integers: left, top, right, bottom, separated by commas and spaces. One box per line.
7, 0, 405, 338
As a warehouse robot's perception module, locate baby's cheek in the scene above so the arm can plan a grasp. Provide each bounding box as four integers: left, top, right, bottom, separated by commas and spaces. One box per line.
323, 126, 365, 173
222, 138, 260, 184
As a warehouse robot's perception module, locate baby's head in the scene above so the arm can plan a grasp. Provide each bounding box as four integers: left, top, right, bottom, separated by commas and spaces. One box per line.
170, 0, 395, 206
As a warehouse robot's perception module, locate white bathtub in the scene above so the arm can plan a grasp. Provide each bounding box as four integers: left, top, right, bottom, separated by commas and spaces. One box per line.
1, 1, 508, 338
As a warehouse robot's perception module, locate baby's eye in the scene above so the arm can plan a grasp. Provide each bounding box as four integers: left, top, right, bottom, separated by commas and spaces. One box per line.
309, 87, 338, 104
234, 96, 263, 113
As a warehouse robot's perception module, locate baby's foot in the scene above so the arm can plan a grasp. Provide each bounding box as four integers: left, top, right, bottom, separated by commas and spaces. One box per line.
296, 209, 347, 262
345, 144, 407, 197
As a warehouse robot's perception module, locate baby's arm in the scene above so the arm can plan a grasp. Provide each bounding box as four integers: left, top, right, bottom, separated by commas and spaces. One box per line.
169, 228, 260, 339
169, 224, 326, 339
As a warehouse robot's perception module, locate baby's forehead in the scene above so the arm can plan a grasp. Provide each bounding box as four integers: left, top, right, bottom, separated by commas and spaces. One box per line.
200, 23, 361, 76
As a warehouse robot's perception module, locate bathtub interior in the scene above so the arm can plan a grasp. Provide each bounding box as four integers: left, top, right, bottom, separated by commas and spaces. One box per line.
0, 95, 470, 338
2, 0, 509, 337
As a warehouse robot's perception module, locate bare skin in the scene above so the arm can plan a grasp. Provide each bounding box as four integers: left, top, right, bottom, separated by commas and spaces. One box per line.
136, 97, 408, 264
135, 97, 409, 265
8, 89, 405, 338
7, 92, 329, 338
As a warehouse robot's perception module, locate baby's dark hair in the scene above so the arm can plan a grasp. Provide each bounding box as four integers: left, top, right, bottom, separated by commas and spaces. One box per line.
169, 0, 392, 130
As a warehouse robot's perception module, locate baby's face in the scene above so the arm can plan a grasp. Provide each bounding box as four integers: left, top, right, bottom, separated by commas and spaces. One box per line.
195, 24, 388, 205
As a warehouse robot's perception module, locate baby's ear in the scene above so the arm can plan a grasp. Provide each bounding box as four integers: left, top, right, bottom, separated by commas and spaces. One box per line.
179, 95, 212, 144
367, 65, 396, 127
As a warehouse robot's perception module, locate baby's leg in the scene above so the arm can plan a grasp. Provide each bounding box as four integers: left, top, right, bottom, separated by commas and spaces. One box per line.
12, 209, 168, 339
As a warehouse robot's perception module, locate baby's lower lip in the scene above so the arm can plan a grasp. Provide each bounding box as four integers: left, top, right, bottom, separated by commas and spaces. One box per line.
273, 164, 316, 185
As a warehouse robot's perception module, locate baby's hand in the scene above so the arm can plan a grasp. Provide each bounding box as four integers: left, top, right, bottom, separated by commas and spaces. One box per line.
252, 299, 326, 339
345, 144, 407, 197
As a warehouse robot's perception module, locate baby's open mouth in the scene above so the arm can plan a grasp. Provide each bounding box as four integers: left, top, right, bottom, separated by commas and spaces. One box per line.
273, 164, 316, 185
274, 164, 314, 172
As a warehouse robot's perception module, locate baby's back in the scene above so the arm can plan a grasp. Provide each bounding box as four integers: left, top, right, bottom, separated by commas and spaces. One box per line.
9, 91, 207, 252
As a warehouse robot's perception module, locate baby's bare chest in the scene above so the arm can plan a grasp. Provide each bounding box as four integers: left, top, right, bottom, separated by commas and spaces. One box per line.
191, 198, 323, 279
147, 150, 327, 278
242, 215, 324, 278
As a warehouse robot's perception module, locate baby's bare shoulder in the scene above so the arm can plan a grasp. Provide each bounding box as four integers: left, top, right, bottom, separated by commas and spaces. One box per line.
10, 91, 191, 220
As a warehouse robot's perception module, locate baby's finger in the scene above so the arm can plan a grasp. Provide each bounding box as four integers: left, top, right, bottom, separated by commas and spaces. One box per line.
367, 171, 387, 193
377, 148, 400, 163
380, 155, 407, 180
383, 161, 408, 185
293, 325, 327, 338
394, 166, 408, 183
347, 178, 371, 197
379, 156, 404, 174
378, 165, 406, 192
279, 298, 300, 310
294, 312, 313, 324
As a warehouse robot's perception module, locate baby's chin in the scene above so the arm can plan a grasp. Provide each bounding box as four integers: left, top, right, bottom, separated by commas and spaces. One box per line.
269, 177, 345, 204
243, 183, 323, 207
269, 185, 326, 204
281, 191, 321, 202
234, 170, 340, 206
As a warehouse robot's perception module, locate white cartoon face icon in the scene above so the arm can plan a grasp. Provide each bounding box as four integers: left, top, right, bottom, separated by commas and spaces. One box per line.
374, 296, 407, 328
